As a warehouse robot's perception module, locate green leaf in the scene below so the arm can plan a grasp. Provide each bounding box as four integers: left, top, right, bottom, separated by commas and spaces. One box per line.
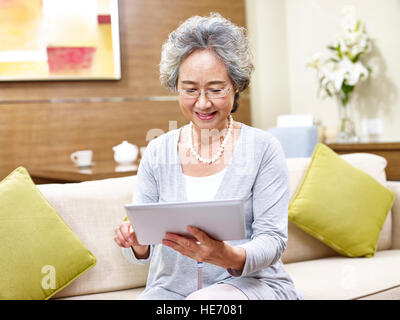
355, 20, 361, 32
341, 84, 354, 106
337, 44, 343, 59
351, 52, 361, 63
342, 84, 355, 95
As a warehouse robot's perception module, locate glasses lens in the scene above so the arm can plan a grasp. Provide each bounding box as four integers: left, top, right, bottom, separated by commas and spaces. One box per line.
182, 90, 199, 98
207, 89, 225, 99
179, 86, 231, 99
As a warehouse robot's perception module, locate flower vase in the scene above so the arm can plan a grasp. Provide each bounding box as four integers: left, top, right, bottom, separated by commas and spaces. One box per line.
337, 102, 359, 143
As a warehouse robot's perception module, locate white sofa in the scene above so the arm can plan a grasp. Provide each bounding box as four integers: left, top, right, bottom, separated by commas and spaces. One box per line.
37, 152, 400, 300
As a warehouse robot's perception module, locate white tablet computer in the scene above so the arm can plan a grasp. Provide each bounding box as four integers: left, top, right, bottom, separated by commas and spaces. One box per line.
124, 199, 246, 245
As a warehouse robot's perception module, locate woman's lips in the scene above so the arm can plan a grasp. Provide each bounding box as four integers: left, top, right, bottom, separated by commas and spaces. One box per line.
195, 111, 217, 120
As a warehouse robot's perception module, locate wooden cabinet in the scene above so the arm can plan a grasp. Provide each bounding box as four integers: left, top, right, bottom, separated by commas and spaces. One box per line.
327, 142, 400, 181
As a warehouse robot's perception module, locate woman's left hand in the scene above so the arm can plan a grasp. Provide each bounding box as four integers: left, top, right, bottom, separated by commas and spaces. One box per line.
162, 226, 246, 271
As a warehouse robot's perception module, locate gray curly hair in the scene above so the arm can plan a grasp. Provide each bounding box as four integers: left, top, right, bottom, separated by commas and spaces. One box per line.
159, 13, 254, 112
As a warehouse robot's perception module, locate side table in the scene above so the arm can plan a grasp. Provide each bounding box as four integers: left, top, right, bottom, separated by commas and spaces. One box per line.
327, 142, 400, 181
29, 161, 139, 184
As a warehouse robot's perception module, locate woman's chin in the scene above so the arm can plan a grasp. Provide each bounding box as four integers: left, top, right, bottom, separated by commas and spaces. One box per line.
192, 120, 219, 131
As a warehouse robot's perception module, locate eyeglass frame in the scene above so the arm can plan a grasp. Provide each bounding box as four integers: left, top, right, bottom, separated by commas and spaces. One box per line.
176, 85, 233, 100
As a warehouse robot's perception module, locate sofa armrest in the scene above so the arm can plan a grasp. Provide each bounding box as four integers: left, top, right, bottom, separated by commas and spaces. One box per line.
388, 180, 400, 249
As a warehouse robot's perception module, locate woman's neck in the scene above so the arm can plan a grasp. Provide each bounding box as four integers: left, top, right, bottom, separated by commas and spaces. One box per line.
191, 118, 231, 147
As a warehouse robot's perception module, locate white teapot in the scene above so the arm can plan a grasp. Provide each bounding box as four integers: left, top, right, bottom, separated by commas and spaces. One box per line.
112, 140, 139, 165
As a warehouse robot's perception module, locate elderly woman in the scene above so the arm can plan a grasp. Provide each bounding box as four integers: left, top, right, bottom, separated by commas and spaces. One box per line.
114, 13, 304, 300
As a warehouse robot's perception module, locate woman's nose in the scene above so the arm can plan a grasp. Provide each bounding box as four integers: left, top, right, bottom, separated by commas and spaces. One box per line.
196, 91, 211, 108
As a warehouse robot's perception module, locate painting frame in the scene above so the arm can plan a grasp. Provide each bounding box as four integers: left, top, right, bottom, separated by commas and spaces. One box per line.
0, 0, 121, 81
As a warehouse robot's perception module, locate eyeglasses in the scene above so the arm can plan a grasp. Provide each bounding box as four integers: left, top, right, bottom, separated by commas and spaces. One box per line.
177, 85, 233, 100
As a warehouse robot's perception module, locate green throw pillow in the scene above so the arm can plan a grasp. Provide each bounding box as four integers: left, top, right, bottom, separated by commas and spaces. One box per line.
0, 167, 96, 300
288, 143, 395, 258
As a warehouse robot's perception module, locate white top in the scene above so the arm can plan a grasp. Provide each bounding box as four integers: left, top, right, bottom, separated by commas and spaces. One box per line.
183, 167, 227, 201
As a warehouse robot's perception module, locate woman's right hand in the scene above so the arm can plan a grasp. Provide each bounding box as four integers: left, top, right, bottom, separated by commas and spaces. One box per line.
114, 221, 150, 259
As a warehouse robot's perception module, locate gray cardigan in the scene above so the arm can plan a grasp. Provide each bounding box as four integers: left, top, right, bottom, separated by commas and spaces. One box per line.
122, 123, 303, 300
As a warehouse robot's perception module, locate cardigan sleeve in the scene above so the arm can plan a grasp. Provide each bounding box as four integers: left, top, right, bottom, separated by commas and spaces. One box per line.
131, 138, 159, 204
121, 138, 159, 265
121, 245, 154, 265
228, 136, 290, 277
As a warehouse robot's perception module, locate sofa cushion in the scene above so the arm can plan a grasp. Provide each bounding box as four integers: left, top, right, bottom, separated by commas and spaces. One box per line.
358, 286, 400, 300
0, 167, 96, 299
388, 181, 400, 249
38, 175, 149, 298
283, 152, 393, 263
284, 250, 400, 300
285, 144, 394, 260
56, 287, 145, 300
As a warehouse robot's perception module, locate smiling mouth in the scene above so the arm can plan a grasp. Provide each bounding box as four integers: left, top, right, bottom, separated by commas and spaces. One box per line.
195, 111, 217, 120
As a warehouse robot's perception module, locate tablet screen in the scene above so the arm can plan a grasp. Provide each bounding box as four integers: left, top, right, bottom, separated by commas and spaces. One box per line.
124, 199, 246, 245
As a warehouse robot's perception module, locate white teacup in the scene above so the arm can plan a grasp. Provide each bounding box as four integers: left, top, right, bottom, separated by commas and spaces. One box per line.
70, 150, 93, 167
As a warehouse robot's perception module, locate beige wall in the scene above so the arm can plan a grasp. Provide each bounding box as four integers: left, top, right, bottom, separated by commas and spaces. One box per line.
246, 0, 400, 142
245, 0, 291, 130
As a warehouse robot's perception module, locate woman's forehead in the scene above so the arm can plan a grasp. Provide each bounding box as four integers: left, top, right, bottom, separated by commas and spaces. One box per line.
181, 49, 226, 69
178, 50, 230, 83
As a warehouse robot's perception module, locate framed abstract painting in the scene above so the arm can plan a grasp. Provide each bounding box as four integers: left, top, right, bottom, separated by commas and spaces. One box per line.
0, 0, 121, 81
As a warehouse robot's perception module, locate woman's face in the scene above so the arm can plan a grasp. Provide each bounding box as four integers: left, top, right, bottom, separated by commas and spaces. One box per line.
177, 49, 236, 132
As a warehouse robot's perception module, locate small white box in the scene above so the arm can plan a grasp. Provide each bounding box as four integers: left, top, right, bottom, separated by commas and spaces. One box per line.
361, 118, 382, 135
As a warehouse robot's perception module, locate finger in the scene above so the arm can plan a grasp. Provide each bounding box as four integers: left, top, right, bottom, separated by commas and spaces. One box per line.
124, 223, 140, 245
121, 222, 132, 240
162, 239, 188, 256
130, 231, 141, 246
163, 238, 205, 262
114, 236, 129, 248
116, 228, 131, 246
187, 226, 210, 244
164, 233, 196, 251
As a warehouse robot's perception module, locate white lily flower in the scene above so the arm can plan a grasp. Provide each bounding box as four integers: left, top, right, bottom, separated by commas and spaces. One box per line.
307, 7, 372, 105
341, 5, 357, 31
320, 61, 345, 93
340, 58, 369, 85
344, 30, 362, 47
325, 81, 336, 96
306, 51, 325, 69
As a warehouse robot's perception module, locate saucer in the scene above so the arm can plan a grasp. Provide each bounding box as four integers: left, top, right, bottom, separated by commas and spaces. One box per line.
115, 164, 138, 172
74, 162, 95, 168
78, 168, 93, 174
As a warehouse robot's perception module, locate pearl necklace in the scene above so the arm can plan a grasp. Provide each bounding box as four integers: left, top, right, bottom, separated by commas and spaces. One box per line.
188, 115, 233, 164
